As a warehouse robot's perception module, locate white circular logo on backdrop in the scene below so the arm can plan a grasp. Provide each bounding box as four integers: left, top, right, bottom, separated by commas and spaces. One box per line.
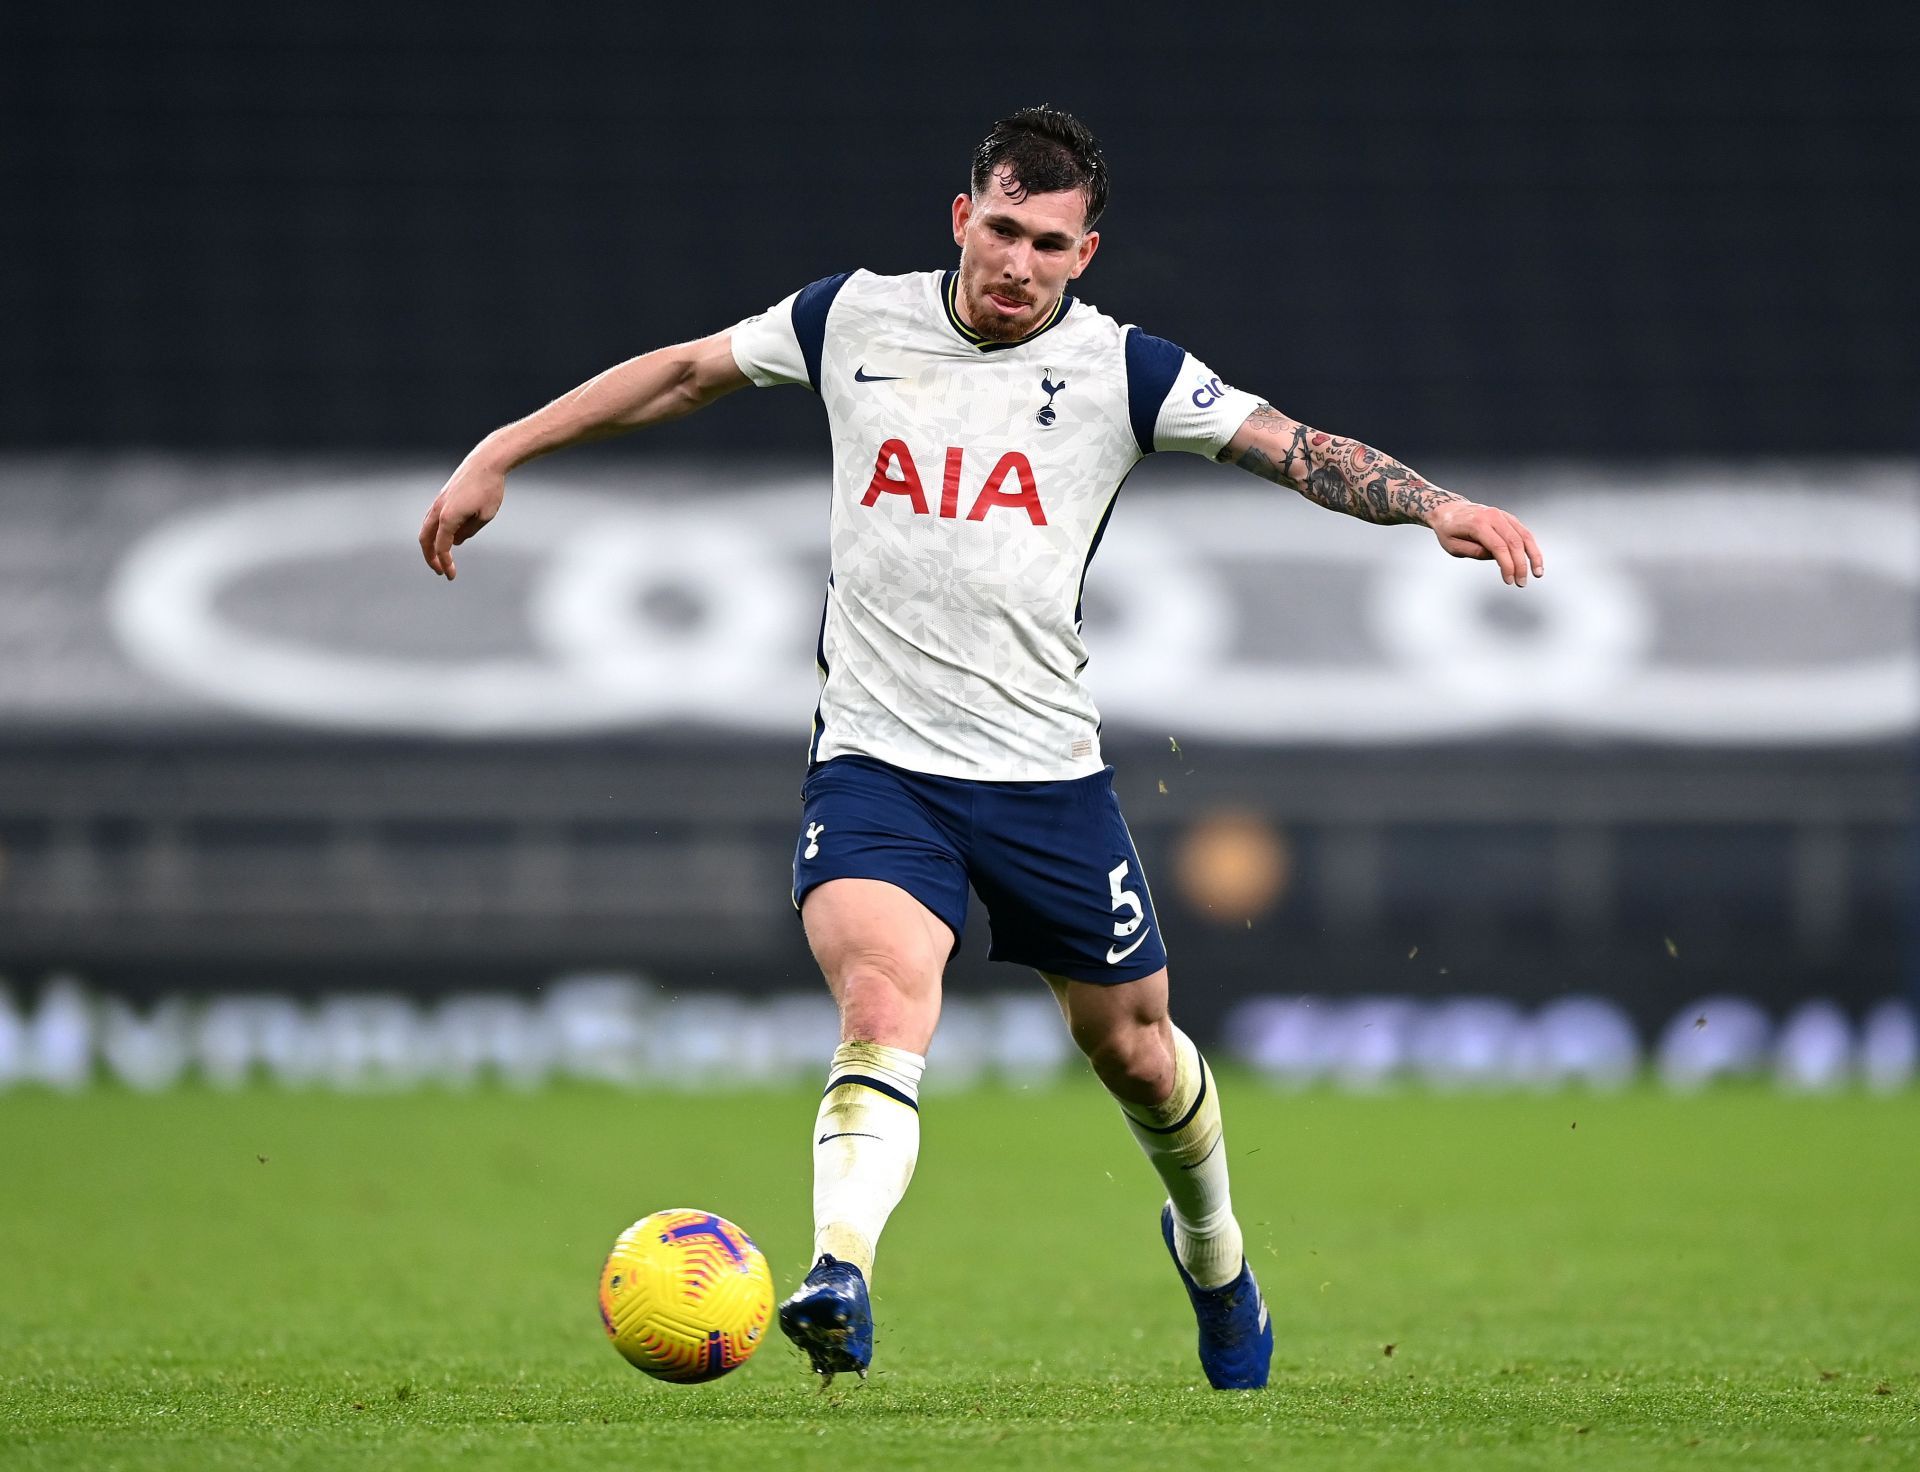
107, 471, 1920, 741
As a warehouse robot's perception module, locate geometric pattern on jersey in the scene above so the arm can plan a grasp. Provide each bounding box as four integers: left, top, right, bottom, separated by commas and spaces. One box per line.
790, 752, 1169, 984
732, 268, 1261, 781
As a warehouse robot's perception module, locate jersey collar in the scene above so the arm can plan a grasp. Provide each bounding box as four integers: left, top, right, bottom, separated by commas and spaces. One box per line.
940, 270, 1073, 352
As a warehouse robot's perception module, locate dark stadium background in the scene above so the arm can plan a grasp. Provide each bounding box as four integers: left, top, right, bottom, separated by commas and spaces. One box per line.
0, 2, 1914, 1085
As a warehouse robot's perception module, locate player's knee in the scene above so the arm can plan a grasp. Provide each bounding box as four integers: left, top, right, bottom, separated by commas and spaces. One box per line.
1078, 1022, 1175, 1104
836, 953, 919, 1001
833, 956, 936, 1048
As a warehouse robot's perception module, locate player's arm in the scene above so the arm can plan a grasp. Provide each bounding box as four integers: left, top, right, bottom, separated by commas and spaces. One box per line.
418, 331, 749, 579
1216, 404, 1544, 587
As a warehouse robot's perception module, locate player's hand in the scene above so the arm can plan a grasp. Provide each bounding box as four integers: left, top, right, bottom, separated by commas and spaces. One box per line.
418, 461, 506, 580
1427, 500, 1544, 587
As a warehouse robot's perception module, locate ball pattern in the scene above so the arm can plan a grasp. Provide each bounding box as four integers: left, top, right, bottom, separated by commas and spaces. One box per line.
598, 1209, 774, 1383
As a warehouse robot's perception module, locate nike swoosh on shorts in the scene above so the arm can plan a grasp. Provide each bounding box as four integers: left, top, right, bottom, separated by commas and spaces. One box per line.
1106, 930, 1152, 965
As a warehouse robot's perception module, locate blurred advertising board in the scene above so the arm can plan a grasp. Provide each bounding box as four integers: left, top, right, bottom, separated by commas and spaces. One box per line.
0, 456, 1912, 1048
0, 456, 1911, 743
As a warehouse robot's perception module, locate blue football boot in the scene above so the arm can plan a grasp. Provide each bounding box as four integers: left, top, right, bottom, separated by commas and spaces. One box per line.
777, 1254, 873, 1383
1161, 1203, 1272, 1389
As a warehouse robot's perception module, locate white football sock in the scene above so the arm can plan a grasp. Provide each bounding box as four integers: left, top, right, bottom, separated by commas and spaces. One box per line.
810, 1041, 924, 1285
1114, 1026, 1245, 1288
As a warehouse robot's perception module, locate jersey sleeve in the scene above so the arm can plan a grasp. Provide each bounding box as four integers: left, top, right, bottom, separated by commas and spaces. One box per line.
728, 271, 854, 391
1123, 328, 1264, 458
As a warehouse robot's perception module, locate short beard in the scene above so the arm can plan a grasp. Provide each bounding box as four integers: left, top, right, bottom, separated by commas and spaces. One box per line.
957, 265, 1040, 342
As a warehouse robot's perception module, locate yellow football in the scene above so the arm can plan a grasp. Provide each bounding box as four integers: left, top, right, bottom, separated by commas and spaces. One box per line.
597, 1209, 774, 1383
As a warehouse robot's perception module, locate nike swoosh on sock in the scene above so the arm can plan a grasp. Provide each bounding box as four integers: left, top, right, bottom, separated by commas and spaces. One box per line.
817, 1131, 885, 1144
1179, 1136, 1224, 1171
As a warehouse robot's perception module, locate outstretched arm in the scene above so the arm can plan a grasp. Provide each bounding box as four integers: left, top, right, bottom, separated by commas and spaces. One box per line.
418, 331, 749, 579
1216, 404, 1544, 587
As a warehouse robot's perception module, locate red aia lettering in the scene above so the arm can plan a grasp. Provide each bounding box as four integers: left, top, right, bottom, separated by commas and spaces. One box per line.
967, 452, 1045, 525
860, 443, 1046, 526
861, 437, 929, 514
940, 447, 962, 520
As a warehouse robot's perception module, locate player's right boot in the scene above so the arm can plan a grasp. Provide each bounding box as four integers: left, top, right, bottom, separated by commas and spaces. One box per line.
777, 1253, 873, 1384
1161, 1202, 1272, 1389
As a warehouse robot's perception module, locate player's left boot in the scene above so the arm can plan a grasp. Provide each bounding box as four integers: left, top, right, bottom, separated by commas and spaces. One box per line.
777, 1253, 873, 1384
1161, 1203, 1272, 1389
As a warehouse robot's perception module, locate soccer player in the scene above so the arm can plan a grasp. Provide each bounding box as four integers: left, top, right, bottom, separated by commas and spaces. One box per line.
418, 107, 1543, 1391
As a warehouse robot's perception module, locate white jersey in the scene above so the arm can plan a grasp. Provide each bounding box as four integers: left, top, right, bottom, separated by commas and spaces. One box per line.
730, 268, 1260, 781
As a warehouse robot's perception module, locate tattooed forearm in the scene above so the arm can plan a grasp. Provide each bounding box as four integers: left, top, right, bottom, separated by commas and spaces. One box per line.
1218, 404, 1463, 526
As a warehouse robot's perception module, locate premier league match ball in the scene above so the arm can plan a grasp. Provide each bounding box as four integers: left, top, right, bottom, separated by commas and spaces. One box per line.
597, 1209, 775, 1383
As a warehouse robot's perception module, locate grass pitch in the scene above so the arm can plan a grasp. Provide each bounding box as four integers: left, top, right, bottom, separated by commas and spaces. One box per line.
1, 1078, 1916, 1470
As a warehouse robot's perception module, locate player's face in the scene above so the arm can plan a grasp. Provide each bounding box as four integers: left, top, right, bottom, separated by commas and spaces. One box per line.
950, 179, 1100, 342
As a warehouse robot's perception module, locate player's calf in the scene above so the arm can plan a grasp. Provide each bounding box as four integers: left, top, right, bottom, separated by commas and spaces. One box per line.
785, 1040, 923, 1380
1115, 1028, 1245, 1288
808, 1041, 924, 1281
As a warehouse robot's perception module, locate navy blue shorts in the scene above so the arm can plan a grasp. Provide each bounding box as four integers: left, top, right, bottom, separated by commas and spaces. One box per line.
791, 754, 1168, 985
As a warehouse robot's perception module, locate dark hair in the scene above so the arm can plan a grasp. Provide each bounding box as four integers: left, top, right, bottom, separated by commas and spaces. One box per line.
970, 106, 1109, 228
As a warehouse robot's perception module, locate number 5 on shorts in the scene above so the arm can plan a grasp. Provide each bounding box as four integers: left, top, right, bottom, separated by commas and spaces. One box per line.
1108, 860, 1144, 938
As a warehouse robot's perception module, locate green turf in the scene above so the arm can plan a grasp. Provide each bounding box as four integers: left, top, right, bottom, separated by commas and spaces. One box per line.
1, 1078, 1916, 1469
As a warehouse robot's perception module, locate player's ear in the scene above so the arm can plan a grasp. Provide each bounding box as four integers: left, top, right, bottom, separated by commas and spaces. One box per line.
951, 193, 972, 247
1069, 230, 1100, 280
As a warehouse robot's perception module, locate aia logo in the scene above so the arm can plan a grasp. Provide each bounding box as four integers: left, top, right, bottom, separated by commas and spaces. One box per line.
861, 440, 1047, 526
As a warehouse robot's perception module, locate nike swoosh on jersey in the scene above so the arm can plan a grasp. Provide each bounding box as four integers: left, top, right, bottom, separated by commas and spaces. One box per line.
853, 366, 904, 382
1106, 930, 1152, 965
816, 1131, 885, 1144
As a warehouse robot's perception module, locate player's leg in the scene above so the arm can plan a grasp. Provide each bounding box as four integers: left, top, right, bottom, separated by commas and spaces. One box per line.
1046, 967, 1269, 1389
966, 765, 1268, 1386
801, 875, 952, 1281
780, 876, 951, 1380
1043, 969, 1245, 1288
780, 756, 971, 1379
968, 768, 1245, 1281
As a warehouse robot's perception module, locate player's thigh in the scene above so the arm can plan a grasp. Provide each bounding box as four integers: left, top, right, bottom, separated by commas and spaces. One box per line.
803, 876, 955, 994
793, 756, 971, 938
791, 753, 967, 1052
803, 877, 952, 1048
